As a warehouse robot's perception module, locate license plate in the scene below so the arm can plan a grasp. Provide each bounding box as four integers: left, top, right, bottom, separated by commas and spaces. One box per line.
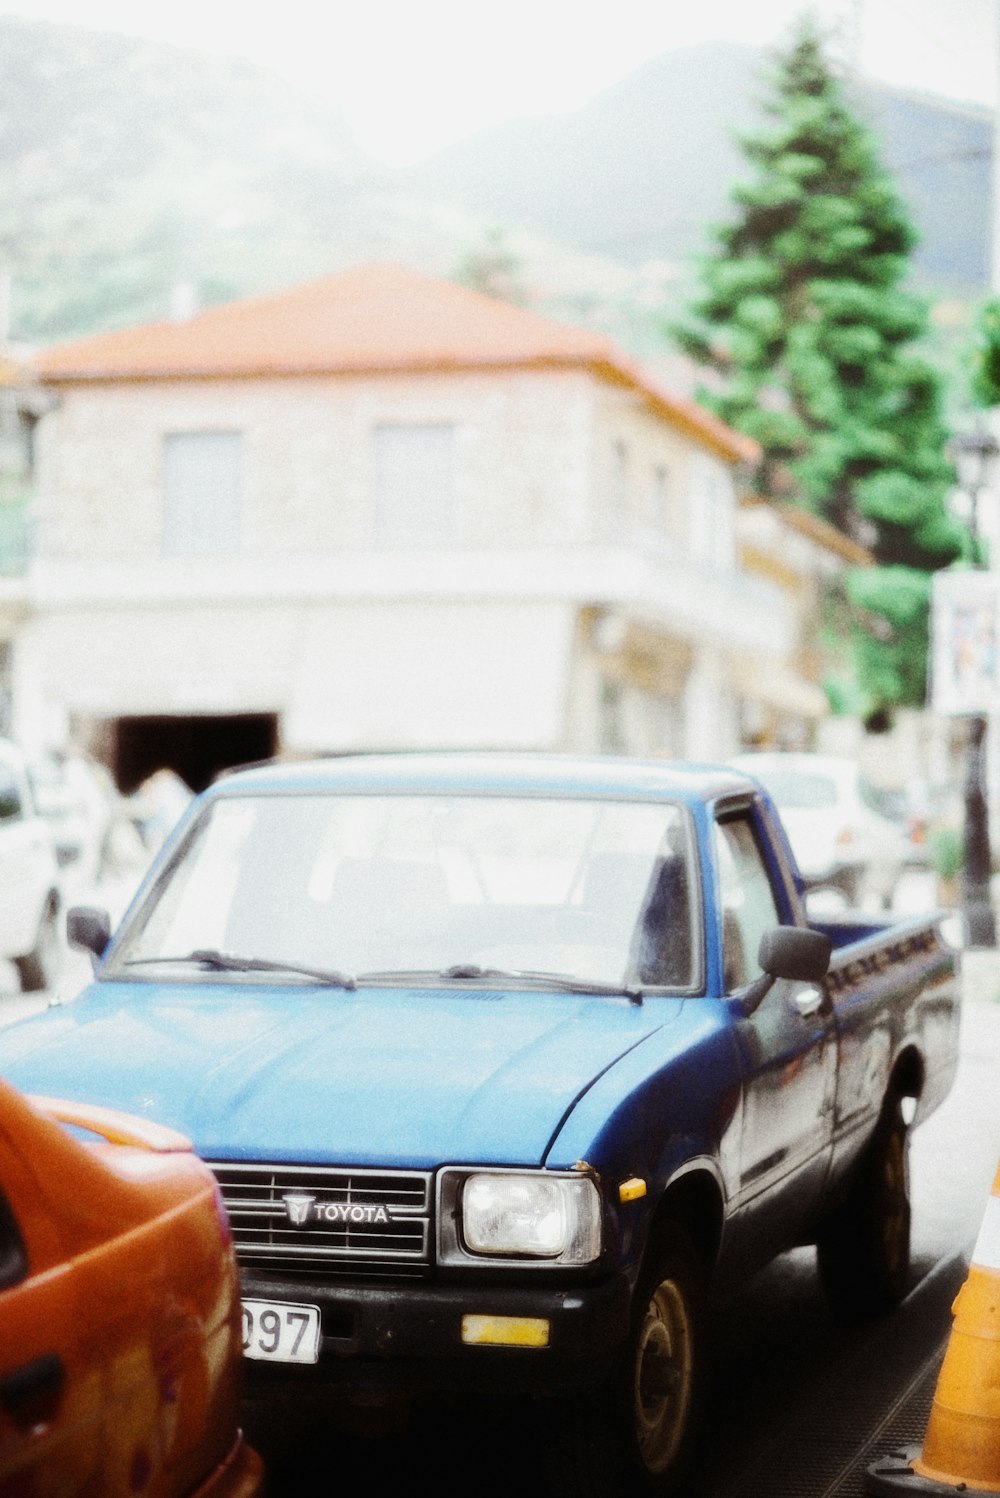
241, 1299, 321, 1364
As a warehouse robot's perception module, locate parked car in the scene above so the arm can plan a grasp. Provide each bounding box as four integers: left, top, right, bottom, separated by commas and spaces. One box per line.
0, 740, 63, 991
28, 748, 119, 885
0, 1076, 263, 1498
730, 751, 908, 908
2, 752, 961, 1496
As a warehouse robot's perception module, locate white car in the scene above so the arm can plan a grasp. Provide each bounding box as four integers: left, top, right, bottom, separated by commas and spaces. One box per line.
730, 752, 907, 909
29, 747, 119, 884
0, 739, 63, 989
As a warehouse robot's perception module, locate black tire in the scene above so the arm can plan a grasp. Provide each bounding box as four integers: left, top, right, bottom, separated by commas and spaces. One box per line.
15, 898, 61, 993
817, 1099, 911, 1319
548, 1226, 705, 1497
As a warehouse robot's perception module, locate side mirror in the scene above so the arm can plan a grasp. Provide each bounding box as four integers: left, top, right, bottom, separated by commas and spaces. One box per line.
758, 926, 832, 983
736, 926, 832, 1016
67, 905, 111, 962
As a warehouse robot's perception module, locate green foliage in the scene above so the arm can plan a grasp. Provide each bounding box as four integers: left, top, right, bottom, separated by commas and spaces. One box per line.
846, 565, 932, 711
970, 297, 1000, 408
928, 825, 963, 881
674, 18, 967, 716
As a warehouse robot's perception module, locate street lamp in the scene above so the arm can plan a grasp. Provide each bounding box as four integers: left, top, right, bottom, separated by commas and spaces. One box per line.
946, 428, 1000, 948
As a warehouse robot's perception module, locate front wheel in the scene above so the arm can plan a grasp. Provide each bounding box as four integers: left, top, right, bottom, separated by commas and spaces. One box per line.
549, 1227, 704, 1496
630, 1247, 700, 1482
817, 1099, 911, 1319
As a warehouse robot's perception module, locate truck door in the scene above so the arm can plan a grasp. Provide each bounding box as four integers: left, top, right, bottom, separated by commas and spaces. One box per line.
713, 804, 836, 1264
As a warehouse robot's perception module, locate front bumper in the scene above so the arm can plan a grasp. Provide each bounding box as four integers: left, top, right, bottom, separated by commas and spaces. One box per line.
240, 1271, 631, 1397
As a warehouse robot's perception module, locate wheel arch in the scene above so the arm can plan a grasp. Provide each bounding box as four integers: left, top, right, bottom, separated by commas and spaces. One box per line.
887, 1044, 924, 1112
642, 1162, 725, 1282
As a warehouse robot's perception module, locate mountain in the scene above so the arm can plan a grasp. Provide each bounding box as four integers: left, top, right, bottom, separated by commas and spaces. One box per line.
404, 44, 759, 273
0, 15, 382, 338
402, 41, 992, 294
863, 85, 990, 289
0, 20, 991, 354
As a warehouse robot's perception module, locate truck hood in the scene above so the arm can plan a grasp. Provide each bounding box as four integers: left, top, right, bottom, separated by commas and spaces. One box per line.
2, 980, 683, 1167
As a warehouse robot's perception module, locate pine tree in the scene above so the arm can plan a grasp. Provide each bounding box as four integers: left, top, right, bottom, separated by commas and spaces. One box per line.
674, 20, 969, 718
970, 297, 1000, 408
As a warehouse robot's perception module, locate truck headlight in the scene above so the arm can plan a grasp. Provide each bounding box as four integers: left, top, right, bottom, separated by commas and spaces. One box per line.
448, 1171, 602, 1264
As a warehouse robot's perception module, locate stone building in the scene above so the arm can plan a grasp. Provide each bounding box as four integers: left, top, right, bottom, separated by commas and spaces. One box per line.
18, 263, 829, 787
0, 353, 49, 734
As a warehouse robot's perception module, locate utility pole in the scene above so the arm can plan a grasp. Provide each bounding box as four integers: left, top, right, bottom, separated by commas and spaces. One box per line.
969, 0, 1000, 949
947, 431, 1000, 948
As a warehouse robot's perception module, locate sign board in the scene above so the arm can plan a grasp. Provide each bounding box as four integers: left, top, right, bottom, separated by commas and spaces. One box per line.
931, 567, 1000, 714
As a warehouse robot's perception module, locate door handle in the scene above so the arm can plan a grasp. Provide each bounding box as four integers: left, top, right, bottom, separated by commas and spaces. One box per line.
791, 986, 824, 1019
0, 1352, 65, 1430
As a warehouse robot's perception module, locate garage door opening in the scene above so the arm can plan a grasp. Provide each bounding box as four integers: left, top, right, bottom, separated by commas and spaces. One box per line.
109, 713, 279, 794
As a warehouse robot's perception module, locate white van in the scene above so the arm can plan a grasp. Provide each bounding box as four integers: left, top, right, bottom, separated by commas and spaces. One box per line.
0, 740, 62, 990
730, 751, 907, 909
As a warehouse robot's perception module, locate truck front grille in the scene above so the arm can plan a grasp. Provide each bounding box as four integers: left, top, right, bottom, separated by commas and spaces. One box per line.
208, 1161, 433, 1279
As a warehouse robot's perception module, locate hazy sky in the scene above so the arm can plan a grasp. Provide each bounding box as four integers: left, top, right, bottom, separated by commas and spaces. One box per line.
2, 0, 996, 164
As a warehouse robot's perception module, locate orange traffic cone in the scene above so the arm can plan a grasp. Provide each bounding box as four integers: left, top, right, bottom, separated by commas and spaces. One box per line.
868, 1160, 1000, 1495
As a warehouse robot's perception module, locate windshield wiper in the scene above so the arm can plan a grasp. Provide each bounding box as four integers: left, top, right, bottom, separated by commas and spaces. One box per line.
120, 950, 357, 989
358, 964, 642, 1002
450, 966, 644, 1002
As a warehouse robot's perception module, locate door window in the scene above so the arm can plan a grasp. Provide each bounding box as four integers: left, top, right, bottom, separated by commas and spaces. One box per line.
714, 813, 781, 992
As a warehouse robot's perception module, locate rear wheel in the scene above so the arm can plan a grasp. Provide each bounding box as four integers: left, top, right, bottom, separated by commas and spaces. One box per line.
15, 898, 61, 993
817, 1099, 911, 1319
549, 1227, 704, 1496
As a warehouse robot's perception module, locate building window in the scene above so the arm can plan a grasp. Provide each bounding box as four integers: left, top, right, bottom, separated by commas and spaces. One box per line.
611, 440, 629, 508
598, 676, 626, 755
373, 424, 456, 547
689, 455, 735, 570
163, 432, 242, 555
653, 464, 671, 533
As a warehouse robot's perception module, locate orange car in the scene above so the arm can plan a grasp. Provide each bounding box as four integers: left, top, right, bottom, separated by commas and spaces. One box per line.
0, 1078, 263, 1498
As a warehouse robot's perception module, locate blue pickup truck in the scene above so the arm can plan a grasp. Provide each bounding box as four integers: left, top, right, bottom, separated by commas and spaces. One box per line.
2, 754, 961, 1495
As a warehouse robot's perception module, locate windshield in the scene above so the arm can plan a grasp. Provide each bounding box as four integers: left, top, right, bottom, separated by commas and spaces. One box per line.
107, 792, 700, 990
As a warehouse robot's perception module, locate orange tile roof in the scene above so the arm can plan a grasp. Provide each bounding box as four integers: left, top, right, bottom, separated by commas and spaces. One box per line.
36, 263, 758, 464
0, 354, 31, 387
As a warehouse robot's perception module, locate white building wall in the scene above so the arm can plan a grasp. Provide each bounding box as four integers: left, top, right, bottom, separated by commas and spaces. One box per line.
15, 596, 576, 755
23, 359, 803, 766
590, 386, 698, 551
683, 645, 737, 761
35, 367, 597, 560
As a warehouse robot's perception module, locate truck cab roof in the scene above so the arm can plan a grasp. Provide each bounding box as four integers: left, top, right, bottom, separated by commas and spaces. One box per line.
210, 751, 757, 807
